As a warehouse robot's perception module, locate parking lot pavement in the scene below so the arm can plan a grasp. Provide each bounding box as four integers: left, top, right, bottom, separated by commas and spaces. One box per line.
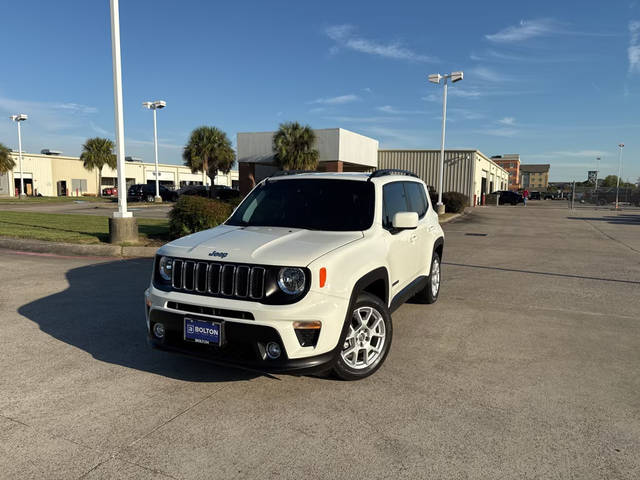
1, 203, 639, 479
0, 200, 172, 219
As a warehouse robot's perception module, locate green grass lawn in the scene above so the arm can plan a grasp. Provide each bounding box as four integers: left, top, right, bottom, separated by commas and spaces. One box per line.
0, 196, 111, 205
0, 211, 169, 245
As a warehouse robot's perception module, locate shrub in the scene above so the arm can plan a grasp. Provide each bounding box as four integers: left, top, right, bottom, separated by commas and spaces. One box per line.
442, 192, 469, 213
428, 191, 469, 213
169, 195, 233, 239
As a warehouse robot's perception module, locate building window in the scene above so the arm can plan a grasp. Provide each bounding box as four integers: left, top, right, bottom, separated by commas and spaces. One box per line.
71, 179, 88, 194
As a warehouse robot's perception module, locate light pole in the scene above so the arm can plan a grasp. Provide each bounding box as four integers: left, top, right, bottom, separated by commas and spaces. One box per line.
428, 71, 463, 215
142, 100, 166, 202
595, 157, 600, 193
615, 143, 624, 209
10, 114, 28, 198
108, 0, 138, 243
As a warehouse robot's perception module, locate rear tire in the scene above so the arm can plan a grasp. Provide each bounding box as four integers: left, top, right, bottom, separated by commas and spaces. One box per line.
332, 293, 392, 381
413, 251, 441, 304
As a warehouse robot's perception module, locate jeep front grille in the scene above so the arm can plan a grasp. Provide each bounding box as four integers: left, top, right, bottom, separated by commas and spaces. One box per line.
171, 259, 266, 300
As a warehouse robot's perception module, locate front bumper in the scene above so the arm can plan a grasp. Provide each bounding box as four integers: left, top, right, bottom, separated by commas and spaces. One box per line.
145, 286, 349, 374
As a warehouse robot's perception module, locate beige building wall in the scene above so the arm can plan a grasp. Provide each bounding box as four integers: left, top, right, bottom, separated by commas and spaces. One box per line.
4, 152, 238, 197
378, 149, 509, 206
50, 156, 99, 196
473, 151, 510, 203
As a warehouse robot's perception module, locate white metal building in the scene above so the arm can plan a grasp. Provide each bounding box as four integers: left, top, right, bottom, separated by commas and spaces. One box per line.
0, 151, 238, 197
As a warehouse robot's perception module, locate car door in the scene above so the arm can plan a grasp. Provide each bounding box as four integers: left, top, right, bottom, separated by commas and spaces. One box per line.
404, 181, 435, 278
382, 182, 421, 298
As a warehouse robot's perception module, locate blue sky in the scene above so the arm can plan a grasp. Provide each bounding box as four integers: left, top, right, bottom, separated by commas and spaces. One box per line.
1, 0, 639, 182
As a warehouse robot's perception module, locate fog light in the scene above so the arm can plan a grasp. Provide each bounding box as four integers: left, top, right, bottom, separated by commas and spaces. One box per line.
153, 323, 165, 339
266, 342, 281, 359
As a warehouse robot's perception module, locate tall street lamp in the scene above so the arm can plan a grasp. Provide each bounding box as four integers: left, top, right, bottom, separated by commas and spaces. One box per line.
615, 143, 624, 209
428, 71, 464, 215
10, 114, 28, 198
142, 100, 166, 202
108, 0, 138, 243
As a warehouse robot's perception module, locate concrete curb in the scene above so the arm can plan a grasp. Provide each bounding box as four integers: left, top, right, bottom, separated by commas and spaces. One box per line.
439, 213, 461, 224
0, 236, 158, 258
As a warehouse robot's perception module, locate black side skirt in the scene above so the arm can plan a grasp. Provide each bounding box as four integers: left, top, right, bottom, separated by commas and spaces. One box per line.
389, 275, 428, 313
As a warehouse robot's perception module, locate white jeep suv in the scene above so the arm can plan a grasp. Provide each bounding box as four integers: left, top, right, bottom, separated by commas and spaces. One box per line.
145, 169, 444, 380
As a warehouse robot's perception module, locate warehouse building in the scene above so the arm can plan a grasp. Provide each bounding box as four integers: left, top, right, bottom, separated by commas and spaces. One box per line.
0, 150, 238, 197
237, 128, 509, 207
378, 150, 509, 206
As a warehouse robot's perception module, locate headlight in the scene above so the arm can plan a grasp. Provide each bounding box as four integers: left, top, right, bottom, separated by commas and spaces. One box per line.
277, 267, 305, 295
158, 256, 173, 281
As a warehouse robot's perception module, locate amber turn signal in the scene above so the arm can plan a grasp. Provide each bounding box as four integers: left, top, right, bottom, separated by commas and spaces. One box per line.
293, 321, 322, 330
319, 267, 327, 288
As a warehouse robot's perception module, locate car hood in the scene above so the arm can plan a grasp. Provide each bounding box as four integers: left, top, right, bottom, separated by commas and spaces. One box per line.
158, 224, 363, 266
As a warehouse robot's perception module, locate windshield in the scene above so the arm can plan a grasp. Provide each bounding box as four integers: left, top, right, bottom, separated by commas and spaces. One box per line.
227, 178, 374, 231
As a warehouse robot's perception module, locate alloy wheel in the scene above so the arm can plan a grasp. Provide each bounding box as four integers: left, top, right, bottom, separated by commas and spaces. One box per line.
431, 258, 440, 297
340, 306, 386, 370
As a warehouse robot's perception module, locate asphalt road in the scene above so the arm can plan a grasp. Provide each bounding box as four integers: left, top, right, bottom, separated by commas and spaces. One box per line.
1, 203, 639, 479
0, 200, 172, 219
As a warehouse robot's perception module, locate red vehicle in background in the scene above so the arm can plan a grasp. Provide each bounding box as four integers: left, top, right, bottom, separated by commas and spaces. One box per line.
102, 187, 118, 196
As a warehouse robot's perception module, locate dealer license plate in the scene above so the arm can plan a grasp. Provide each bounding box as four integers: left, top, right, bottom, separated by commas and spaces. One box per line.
184, 318, 221, 345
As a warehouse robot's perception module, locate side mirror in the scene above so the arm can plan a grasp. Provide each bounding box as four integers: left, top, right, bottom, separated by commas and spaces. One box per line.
392, 211, 418, 230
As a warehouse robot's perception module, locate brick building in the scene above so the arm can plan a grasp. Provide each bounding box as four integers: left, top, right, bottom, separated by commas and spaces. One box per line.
491, 154, 520, 191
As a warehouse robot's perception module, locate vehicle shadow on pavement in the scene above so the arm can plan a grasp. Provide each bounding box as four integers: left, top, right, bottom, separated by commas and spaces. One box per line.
444, 262, 640, 285
17, 258, 257, 383
567, 214, 640, 225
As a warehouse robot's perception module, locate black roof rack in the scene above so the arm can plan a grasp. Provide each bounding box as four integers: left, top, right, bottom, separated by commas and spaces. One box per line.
269, 170, 318, 178
368, 169, 419, 180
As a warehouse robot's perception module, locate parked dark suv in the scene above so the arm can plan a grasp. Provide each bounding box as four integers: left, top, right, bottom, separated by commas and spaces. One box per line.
177, 185, 241, 201
493, 190, 524, 205
127, 184, 178, 202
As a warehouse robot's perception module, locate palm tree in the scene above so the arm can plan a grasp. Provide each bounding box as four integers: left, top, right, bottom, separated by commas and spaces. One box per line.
0, 142, 15, 174
80, 138, 116, 196
272, 121, 319, 171
183, 126, 235, 196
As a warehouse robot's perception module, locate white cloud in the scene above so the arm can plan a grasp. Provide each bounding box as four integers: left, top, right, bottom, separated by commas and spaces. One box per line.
0, 96, 98, 133
326, 115, 405, 123
56, 103, 98, 114
362, 126, 429, 148
479, 127, 519, 137
376, 105, 427, 115
308, 107, 326, 114
470, 66, 509, 83
325, 24, 436, 63
421, 94, 439, 103
551, 150, 608, 157
362, 87, 373, 93
486, 19, 562, 43
450, 89, 485, 98
308, 94, 360, 105
89, 121, 111, 136
498, 117, 516, 125
629, 20, 640, 73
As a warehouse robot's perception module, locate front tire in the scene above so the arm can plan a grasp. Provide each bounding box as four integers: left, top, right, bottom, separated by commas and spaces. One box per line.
333, 293, 392, 381
413, 251, 441, 304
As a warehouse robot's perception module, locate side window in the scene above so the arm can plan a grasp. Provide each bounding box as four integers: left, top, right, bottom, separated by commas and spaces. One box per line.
382, 182, 409, 230
405, 182, 428, 218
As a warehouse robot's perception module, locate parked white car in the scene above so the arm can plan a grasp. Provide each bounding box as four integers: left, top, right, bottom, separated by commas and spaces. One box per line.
145, 169, 445, 379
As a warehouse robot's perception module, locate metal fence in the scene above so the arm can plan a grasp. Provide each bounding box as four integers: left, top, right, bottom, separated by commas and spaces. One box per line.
565, 185, 639, 209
